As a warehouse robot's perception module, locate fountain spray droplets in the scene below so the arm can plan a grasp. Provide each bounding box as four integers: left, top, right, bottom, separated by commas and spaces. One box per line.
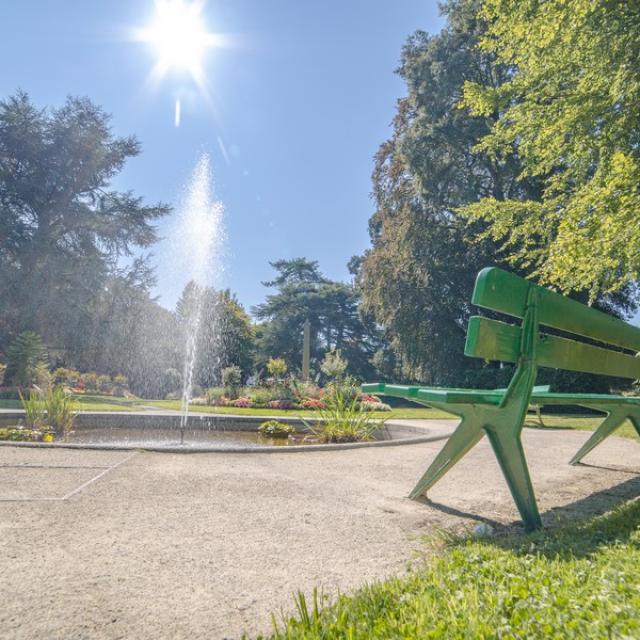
174, 153, 225, 442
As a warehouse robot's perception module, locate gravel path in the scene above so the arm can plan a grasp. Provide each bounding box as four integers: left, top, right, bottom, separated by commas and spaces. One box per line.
2, 427, 640, 639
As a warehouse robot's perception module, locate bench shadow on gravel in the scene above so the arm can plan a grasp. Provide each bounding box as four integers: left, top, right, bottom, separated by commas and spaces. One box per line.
418, 474, 640, 554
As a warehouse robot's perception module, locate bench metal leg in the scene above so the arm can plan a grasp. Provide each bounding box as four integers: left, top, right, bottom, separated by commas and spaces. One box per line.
484, 427, 542, 531
569, 408, 628, 465
409, 415, 484, 500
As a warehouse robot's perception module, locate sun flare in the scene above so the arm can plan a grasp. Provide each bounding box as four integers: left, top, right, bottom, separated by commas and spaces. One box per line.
138, 0, 219, 86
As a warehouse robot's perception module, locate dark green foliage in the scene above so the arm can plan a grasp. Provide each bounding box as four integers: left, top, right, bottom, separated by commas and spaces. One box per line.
358, 0, 540, 385
5, 331, 47, 387
254, 259, 381, 381
0, 91, 171, 386
175, 282, 255, 388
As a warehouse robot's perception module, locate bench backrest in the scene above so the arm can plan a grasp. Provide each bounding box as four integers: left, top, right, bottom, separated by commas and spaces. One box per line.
464, 267, 640, 380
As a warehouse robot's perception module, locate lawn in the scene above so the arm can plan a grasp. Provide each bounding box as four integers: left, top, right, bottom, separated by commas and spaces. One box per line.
255, 498, 640, 639
0, 394, 141, 412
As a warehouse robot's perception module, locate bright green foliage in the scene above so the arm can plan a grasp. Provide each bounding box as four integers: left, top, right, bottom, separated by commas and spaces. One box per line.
5, 331, 48, 387
266, 357, 288, 380
258, 420, 295, 438
257, 500, 640, 639
461, 0, 640, 299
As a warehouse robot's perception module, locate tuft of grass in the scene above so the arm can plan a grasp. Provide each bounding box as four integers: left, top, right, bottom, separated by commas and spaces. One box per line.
43, 386, 77, 439
252, 499, 640, 639
19, 388, 46, 429
306, 386, 382, 443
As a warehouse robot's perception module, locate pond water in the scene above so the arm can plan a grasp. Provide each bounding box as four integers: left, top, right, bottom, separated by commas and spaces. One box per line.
63, 427, 390, 448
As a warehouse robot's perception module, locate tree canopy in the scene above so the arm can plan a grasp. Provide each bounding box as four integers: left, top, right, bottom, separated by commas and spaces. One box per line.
460, 0, 640, 300
0, 91, 170, 353
358, 0, 539, 384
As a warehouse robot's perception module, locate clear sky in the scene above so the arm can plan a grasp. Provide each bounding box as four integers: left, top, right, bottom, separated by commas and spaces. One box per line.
0, 1, 444, 311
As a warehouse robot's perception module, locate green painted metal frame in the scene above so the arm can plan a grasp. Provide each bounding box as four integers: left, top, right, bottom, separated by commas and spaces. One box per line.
424, 286, 542, 530
363, 267, 640, 530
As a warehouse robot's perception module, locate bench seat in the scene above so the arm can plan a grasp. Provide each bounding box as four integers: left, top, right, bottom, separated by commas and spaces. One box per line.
363, 382, 640, 407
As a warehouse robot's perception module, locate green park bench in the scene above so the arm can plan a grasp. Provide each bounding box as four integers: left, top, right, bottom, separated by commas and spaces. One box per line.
363, 267, 640, 530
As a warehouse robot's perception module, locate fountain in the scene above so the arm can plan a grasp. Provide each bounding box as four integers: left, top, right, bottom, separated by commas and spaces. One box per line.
174, 152, 225, 443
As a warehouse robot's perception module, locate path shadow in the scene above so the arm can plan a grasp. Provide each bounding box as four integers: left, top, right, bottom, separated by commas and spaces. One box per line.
576, 461, 640, 475
414, 495, 506, 532
415, 474, 640, 552
541, 474, 640, 527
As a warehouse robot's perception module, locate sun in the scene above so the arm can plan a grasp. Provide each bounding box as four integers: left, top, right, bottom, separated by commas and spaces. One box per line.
138, 0, 219, 86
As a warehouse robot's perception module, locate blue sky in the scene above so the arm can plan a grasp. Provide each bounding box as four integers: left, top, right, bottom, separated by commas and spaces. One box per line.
1, 1, 444, 311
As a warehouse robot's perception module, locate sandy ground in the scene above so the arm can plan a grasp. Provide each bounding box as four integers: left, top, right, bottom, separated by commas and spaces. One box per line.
2, 425, 640, 640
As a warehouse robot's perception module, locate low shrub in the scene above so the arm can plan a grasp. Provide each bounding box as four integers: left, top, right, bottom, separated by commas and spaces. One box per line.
0, 426, 44, 442
249, 387, 280, 406
231, 397, 253, 408
359, 394, 382, 404
52, 367, 80, 386
222, 366, 242, 400
258, 420, 295, 438
206, 387, 226, 405
97, 374, 113, 394
301, 398, 326, 410
268, 399, 294, 410
81, 372, 99, 392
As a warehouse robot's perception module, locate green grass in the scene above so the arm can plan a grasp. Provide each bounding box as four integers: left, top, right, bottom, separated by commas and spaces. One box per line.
255, 499, 640, 639
529, 414, 639, 440
0, 394, 140, 412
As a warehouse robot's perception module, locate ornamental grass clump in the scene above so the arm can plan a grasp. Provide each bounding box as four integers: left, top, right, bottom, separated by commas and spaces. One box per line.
19, 388, 46, 429
308, 384, 382, 443
43, 385, 78, 440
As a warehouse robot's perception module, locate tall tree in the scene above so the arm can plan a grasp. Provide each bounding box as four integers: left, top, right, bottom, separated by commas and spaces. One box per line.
175, 282, 255, 388
0, 91, 170, 352
461, 0, 640, 300
254, 258, 379, 380
359, 0, 539, 384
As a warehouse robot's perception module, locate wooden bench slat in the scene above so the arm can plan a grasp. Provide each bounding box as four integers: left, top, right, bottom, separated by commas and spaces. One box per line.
362, 383, 640, 407
465, 316, 640, 380
473, 267, 640, 352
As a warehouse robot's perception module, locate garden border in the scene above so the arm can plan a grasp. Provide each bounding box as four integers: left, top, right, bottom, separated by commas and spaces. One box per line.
0, 410, 455, 453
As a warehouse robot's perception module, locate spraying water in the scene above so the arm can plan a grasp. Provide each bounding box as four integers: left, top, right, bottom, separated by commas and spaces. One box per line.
174, 153, 225, 443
